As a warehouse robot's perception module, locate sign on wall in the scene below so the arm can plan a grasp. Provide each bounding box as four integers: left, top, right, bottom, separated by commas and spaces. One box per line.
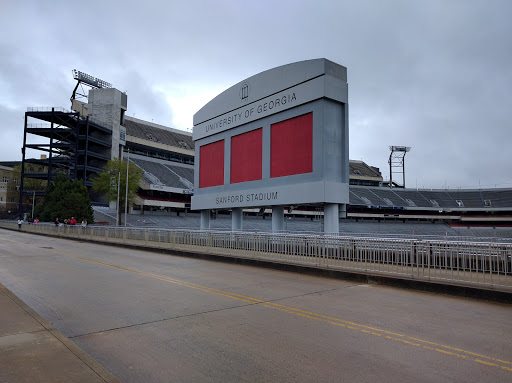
192, 59, 349, 211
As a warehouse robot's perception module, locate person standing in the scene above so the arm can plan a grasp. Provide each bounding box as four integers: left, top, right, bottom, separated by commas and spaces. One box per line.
81, 218, 87, 228
17, 218, 23, 229
55, 218, 60, 226
70, 217, 77, 225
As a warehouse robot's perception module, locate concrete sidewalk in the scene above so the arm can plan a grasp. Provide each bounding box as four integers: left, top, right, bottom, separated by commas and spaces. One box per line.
0, 282, 121, 383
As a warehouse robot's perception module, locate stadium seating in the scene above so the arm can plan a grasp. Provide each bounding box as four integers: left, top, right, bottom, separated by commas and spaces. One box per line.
392, 189, 432, 207
452, 191, 483, 208
92, 206, 512, 241
415, 190, 458, 208
124, 117, 194, 151
480, 189, 512, 208
349, 187, 512, 210
131, 157, 194, 189
349, 161, 381, 178
348, 191, 367, 206
349, 187, 386, 206
367, 188, 407, 207
448, 226, 512, 238
122, 114, 511, 214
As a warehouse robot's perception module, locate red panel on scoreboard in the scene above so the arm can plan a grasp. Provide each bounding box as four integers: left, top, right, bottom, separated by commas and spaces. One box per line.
231, 128, 262, 184
199, 140, 224, 188
271, 113, 313, 178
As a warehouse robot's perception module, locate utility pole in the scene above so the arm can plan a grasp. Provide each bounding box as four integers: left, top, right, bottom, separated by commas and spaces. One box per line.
31, 190, 35, 218
125, 149, 129, 227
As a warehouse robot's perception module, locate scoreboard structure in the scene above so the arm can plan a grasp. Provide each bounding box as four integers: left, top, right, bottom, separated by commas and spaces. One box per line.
192, 59, 349, 234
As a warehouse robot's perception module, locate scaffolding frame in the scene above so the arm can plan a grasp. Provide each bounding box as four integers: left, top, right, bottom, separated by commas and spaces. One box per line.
19, 107, 112, 215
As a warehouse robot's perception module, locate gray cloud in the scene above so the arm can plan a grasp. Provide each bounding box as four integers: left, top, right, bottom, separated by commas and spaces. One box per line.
1, 0, 511, 189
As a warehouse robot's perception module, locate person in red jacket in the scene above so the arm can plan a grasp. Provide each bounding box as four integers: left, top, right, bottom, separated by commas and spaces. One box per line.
70, 217, 77, 225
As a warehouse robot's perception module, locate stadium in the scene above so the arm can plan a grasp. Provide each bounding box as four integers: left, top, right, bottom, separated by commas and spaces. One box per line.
6, 65, 512, 239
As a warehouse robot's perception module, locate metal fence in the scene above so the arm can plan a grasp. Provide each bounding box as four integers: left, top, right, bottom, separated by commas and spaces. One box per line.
3, 222, 511, 291
27, 107, 71, 113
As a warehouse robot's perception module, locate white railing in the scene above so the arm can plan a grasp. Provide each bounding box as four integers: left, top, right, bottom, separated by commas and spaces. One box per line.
3, 222, 511, 291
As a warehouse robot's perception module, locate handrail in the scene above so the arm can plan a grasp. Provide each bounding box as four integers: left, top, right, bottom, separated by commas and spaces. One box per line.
2, 222, 510, 291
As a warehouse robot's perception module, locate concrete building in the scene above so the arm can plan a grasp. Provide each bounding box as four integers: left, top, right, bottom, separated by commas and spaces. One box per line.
21, 86, 194, 216
0, 165, 17, 214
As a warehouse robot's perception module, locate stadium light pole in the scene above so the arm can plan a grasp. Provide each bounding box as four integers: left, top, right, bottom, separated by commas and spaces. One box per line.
124, 149, 129, 227
388, 146, 411, 188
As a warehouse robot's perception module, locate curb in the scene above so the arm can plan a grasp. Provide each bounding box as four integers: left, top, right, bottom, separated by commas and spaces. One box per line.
0, 282, 122, 383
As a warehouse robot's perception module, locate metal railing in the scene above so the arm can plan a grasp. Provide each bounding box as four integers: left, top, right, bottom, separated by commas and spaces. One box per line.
27, 107, 72, 113
2, 222, 511, 291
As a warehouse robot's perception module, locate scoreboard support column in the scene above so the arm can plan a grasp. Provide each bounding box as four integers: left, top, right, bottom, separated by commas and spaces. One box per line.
324, 203, 339, 235
339, 203, 347, 219
272, 206, 284, 233
200, 210, 210, 230
232, 208, 243, 231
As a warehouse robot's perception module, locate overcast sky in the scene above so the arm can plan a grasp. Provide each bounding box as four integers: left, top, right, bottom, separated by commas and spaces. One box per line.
1, 0, 511, 189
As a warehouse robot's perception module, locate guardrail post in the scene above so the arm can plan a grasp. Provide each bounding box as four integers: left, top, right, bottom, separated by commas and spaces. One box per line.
488, 243, 492, 284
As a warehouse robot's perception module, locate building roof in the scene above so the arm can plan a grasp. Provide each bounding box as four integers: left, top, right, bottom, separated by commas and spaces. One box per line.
0, 161, 20, 168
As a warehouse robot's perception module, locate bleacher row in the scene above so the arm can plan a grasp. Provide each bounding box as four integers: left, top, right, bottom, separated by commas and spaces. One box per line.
350, 186, 512, 209
349, 161, 382, 178
119, 116, 510, 212
131, 153, 511, 210
124, 117, 194, 150
92, 207, 512, 240
131, 157, 194, 190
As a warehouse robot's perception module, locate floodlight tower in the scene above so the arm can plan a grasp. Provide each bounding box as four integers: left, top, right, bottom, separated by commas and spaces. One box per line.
388, 146, 411, 188
70, 69, 112, 102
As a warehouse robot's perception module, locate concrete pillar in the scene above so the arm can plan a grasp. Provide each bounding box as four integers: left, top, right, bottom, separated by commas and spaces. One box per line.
200, 210, 210, 230
324, 203, 339, 235
272, 206, 284, 232
232, 208, 243, 231
339, 203, 347, 219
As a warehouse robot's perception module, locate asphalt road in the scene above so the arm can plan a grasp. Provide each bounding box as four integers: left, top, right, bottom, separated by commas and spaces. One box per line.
1, 228, 511, 383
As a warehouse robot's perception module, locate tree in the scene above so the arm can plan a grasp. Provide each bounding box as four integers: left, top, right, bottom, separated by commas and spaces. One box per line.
10, 164, 48, 217
92, 158, 142, 225
34, 175, 94, 223
12, 164, 48, 193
